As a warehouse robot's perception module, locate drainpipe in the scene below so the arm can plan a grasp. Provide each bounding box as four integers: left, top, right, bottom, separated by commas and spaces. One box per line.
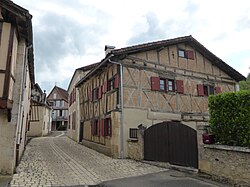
108, 58, 124, 159
16, 44, 32, 147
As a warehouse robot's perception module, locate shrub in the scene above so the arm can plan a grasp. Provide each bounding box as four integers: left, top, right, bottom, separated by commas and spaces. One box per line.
208, 90, 250, 147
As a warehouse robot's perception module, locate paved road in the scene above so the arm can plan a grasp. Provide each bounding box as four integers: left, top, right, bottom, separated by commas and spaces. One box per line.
11, 133, 165, 186
10, 132, 228, 187
96, 170, 229, 187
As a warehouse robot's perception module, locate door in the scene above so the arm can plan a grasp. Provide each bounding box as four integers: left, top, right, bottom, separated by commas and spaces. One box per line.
79, 121, 84, 142
144, 121, 198, 168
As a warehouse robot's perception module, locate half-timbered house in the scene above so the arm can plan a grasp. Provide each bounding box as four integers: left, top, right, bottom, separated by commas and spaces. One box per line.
76, 36, 245, 168
67, 63, 98, 142
28, 83, 52, 137
0, 0, 34, 174
47, 86, 68, 131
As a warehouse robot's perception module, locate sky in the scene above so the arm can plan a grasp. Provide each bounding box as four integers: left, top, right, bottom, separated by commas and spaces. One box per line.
14, 0, 250, 93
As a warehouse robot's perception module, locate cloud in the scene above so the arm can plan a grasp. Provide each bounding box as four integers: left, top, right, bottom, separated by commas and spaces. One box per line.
30, 2, 111, 91
127, 12, 167, 45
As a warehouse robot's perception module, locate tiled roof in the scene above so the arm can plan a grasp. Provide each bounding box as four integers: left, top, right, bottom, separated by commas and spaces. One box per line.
77, 35, 245, 86
55, 86, 68, 102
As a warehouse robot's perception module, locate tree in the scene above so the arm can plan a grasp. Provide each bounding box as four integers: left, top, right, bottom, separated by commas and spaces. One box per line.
239, 73, 250, 90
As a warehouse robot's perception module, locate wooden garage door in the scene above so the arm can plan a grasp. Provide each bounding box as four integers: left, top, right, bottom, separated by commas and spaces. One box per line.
144, 121, 198, 168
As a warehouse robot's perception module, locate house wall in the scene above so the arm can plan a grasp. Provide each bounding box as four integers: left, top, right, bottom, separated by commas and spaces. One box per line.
0, 35, 32, 174
28, 104, 51, 137
42, 106, 51, 136
78, 43, 238, 159
67, 70, 87, 142
120, 43, 237, 158
0, 111, 16, 174
79, 64, 121, 157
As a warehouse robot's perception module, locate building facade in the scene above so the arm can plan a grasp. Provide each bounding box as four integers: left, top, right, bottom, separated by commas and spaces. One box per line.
67, 63, 98, 142
0, 0, 35, 174
28, 83, 52, 137
47, 86, 68, 131
76, 36, 245, 167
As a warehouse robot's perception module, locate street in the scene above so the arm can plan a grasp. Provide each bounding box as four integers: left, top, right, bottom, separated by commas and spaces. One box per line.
11, 133, 165, 186
10, 132, 228, 187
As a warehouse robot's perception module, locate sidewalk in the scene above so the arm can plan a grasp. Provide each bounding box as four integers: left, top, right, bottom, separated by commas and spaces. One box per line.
0, 176, 11, 187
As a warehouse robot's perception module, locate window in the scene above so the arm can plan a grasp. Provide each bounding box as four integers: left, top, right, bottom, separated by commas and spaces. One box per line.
154, 77, 176, 92
104, 118, 112, 136
56, 100, 60, 107
107, 79, 113, 91
178, 49, 194, 60
59, 110, 63, 116
129, 128, 138, 139
178, 49, 186, 58
92, 88, 99, 101
160, 79, 166, 91
168, 80, 175, 92
72, 112, 76, 130
197, 84, 215, 96
68, 115, 71, 129
92, 119, 100, 136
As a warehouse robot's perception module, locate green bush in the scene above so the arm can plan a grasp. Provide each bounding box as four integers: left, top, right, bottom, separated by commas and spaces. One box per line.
208, 90, 250, 147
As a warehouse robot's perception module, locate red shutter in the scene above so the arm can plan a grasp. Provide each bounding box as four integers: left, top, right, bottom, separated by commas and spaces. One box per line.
176, 80, 184, 94
91, 121, 94, 135
197, 84, 204, 96
98, 86, 102, 99
114, 74, 119, 89
89, 91, 92, 102
97, 120, 100, 136
187, 50, 194, 60
151, 77, 160, 91
215, 86, 222, 94
103, 81, 107, 93
101, 119, 105, 136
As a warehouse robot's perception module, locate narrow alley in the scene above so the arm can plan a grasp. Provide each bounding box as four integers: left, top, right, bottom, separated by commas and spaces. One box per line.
10, 133, 165, 186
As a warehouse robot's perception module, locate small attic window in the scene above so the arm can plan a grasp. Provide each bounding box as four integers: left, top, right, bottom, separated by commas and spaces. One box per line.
178, 49, 186, 58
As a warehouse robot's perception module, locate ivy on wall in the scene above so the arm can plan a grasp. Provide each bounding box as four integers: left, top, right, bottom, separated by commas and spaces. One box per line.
208, 90, 250, 147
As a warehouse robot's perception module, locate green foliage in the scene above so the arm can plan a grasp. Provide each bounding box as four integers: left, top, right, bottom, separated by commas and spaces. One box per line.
208, 90, 250, 147
239, 73, 250, 90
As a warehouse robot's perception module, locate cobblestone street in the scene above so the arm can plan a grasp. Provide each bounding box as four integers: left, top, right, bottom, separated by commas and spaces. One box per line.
10, 134, 166, 187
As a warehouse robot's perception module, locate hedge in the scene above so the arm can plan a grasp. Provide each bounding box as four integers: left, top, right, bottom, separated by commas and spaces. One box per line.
208, 90, 250, 147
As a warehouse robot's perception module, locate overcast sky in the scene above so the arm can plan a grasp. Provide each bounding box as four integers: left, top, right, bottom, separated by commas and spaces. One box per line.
14, 0, 250, 93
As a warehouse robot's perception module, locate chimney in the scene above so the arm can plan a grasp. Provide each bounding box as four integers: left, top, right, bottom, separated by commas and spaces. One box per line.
105, 45, 115, 56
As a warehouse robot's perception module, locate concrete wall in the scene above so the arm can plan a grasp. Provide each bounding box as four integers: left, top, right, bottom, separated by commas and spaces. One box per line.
0, 111, 16, 174
199, 145, 250, 185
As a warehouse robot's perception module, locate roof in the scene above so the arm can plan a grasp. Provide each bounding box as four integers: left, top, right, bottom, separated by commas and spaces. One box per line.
77, 36, 245, 86
0, 0, 35, 84
47, 86, 68, 102
67, 62, 100, 91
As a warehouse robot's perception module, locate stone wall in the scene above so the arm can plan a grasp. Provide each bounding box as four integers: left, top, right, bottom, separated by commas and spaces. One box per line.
199, 145, 250, 185
127, 130, 144, 160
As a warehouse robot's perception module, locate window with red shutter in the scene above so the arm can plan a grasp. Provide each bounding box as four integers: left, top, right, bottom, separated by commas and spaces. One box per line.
197, 84, 204, 96
176, 80, 184, 94
114, 74, 119, 89
151, 77, 160, 91
215, 86, 222, 94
